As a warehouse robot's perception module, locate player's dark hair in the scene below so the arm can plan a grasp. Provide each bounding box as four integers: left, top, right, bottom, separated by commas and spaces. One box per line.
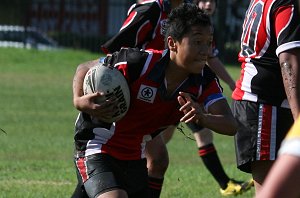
164, 3, 211, 46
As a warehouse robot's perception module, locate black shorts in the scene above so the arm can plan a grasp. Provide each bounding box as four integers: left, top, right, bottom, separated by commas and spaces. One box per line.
232, 100, 294, 173
75, 153, 148, 198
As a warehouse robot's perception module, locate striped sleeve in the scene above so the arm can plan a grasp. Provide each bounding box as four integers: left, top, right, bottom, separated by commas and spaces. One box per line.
275, 1, 300, 55
101, 2, 160, 53
198, 67, 224, 111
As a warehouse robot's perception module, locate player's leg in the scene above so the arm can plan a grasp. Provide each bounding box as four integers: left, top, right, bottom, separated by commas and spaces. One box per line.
76, 153, 148, 198
162, 125, 176, 143
190, 122, 253, 196
145, 132, 169, 198
194, 128, 231, 189
71, 156, 89, 198
233, 100, 293, 195
97, 189, 128, 198
71, 181, 89, 198
250, 160, 273, 193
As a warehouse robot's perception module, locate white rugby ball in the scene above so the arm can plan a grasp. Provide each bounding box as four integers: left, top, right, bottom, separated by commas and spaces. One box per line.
83, 62, 130, 123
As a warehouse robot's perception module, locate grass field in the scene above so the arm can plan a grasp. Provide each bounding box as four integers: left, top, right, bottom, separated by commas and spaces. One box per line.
0, 48, 254, 198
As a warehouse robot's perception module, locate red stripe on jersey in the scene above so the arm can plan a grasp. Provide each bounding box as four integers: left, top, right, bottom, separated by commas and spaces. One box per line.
121, 11, 137, 31
233, 0, 300, 105
76, 157, 88, 182
258, 104, 272, 160
273, 5, 293, 38
232, 63, 246, 100
137, 21, 153, 47
114, 62, 129, 81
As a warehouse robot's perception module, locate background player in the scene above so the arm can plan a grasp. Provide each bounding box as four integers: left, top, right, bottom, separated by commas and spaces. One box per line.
232, 0, 300, 194
72, 4, 238, 197
256, 2, 300, 197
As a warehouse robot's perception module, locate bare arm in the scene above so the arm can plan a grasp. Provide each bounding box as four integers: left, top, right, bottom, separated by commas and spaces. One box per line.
178, 92, 237, 136
279, 48, 300, 120
72, 59, 118, 120
256, 154, 300, 198
207, 57, 236, 91
72, 59, 99, 110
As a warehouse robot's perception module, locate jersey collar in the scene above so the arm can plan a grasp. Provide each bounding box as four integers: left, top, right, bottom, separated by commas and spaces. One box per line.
147, 49, 204, 100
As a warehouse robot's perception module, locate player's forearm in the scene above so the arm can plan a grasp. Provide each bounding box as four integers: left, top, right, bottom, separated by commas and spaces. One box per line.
73, 60, 98, 108
208, 57, 235, 91
196, 113, 237, 136
280, 49, 300, 120
178, 93, 237, 135
198, 99, 238, 135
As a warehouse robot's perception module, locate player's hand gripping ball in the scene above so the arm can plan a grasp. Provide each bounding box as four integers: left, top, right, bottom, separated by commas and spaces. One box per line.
83, 62, 130, 123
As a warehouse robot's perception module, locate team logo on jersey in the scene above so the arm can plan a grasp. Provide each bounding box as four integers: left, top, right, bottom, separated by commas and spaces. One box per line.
160, 19, 167, 35
137, 85, 157, 103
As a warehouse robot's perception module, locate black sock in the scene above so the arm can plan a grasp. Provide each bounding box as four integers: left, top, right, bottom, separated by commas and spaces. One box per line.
198, 143, 230, 189
148, 176, 164, 198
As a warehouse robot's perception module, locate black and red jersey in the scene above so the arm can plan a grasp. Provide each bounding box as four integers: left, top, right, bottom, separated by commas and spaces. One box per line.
101, 0, 170, 54
101, 0, 219, 58
74, 48, 224, 160
232, 0, 300, 106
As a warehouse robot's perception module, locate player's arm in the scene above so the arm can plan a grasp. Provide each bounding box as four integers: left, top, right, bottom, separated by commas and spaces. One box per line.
178, 92, 237, 136
73, 59, 99, 109
275, 2, 300, 120
178, 67, 237, 135
257, 154, 300, 198
207, 57, 235, 91
101, 3, 159, 53
280, 48, 300, 120
72, 59, 117, 119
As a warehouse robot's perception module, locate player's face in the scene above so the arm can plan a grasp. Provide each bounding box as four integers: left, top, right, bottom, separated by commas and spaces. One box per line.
175, 25, 213, 73
197, 0, 216, 16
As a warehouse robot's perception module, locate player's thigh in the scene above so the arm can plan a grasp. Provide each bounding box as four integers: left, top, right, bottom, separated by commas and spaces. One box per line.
251, 160, 274, 191
145, 134, 169, 166
232, 100, 293, 173
81, 154, 123, 198
97, 189, 128, 198
79, 154, 147, 198
162, 125, 177, 143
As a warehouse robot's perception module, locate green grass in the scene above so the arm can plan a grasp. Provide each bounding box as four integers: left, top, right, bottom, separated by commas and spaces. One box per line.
0, 48, 254, 198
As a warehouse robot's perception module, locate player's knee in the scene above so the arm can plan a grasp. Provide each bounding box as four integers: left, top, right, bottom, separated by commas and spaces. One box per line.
148, 160, 169, 175
194, 128, 213, 146
147, 155, 169, 175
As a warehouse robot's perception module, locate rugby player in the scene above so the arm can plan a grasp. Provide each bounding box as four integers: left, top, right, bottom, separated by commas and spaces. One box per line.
72, 3, 237, 198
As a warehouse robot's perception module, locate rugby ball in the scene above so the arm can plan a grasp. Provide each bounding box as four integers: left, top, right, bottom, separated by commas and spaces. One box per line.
83, 62, 130, 123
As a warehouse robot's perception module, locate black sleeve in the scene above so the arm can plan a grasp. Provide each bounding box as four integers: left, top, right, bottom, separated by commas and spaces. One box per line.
104, 48, 149, 84
101, 2, 161, 53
